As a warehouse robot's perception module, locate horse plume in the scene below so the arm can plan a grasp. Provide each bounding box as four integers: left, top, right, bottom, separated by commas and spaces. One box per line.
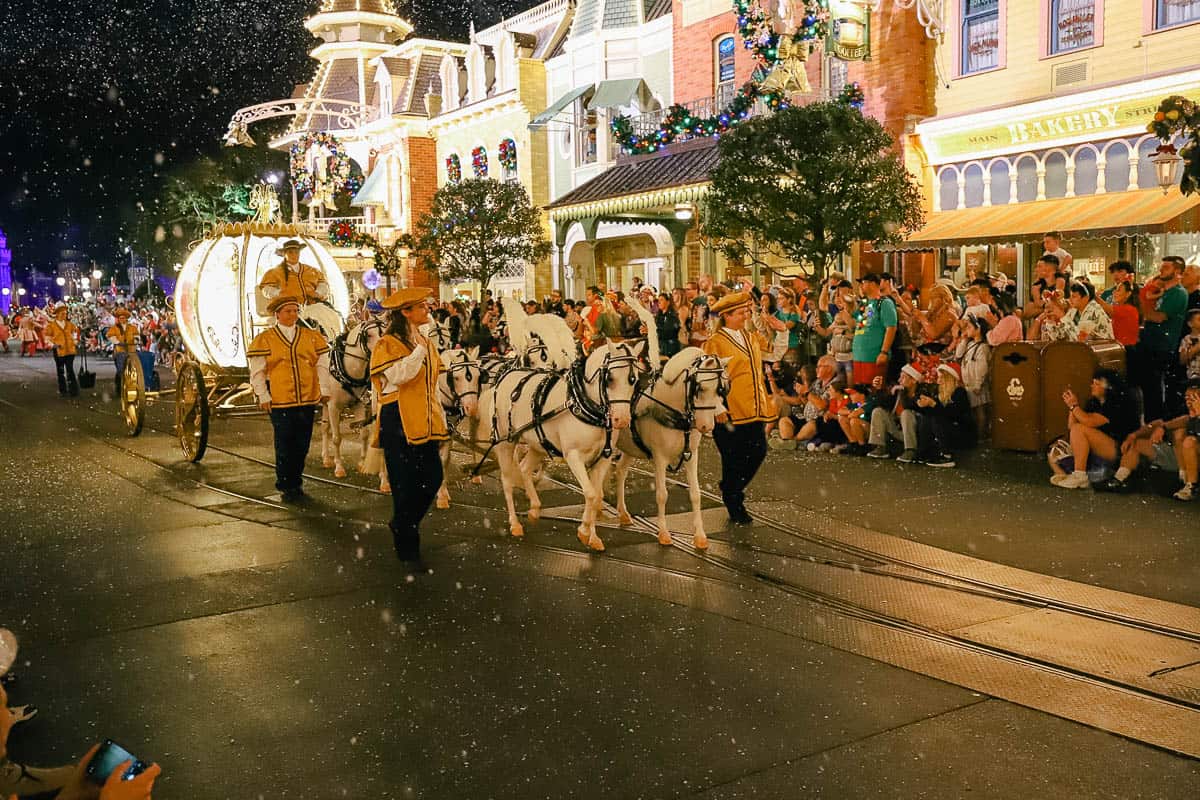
501, 297, 531, 355
526, 314, 578, 371
627, 296, 660, 367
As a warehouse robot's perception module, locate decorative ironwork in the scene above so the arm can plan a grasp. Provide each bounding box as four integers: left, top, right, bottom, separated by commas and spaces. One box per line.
223, 99, 379, 146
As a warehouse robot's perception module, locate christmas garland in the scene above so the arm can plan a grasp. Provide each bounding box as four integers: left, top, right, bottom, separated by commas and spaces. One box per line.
1148, 95, 1200, 195
327, 220, 374, 249
471, 146, 489, 178
446, 154, 462, 183
498, 138, 517, 171
289, 131, 361, 197
611, 0, 834, 154
837, 81, 865, 109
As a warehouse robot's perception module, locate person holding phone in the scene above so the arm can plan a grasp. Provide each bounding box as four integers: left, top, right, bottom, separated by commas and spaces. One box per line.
38, 741, 161, 800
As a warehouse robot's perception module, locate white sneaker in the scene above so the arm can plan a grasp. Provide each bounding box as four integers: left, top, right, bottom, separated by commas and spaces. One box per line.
806, 442, 819, 452
1051, 472, 1090, 489
1174, 483, 1196, 501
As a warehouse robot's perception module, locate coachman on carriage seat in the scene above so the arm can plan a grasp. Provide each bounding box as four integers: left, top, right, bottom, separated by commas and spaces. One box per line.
258, 239, 330, 305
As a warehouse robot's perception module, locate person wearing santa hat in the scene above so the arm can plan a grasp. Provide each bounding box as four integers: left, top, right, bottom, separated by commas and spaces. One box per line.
247, 295, 335, 503
868, 363, 922, 462
914, 363, 976, 468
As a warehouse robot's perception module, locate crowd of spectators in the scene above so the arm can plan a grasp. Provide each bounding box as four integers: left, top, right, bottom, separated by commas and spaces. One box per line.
0, 298, 180, 366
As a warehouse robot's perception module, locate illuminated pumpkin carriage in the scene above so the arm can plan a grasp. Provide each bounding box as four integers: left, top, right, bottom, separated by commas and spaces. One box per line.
119, 221, 351, 461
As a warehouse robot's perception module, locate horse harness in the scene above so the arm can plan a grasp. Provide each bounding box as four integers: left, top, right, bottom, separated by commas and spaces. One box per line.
439, 352, 481, 424
473, 347, 638, 473
628, 357, 729, 473
329, 319, 383, 395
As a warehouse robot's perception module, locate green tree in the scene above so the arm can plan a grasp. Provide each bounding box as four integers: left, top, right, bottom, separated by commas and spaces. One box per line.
702, 102, 924, 282
414, 178, 550, 291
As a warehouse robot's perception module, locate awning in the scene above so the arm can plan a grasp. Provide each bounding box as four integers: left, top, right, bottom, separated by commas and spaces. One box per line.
586, 79, 649, 110
529, 85, 591, 127
350, 165, 388, 207
888, 189, 1200, 251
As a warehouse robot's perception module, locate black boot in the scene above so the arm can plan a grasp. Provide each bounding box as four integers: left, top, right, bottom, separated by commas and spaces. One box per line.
392, 527, 421, 562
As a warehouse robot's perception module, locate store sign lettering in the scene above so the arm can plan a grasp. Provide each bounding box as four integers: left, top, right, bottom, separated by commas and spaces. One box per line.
1006, 105, 1119, 144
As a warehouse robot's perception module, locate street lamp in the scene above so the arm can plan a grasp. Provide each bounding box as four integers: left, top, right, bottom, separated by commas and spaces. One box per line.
674, 202, 695, 221
17, 288, 26, 297
91, 268, 103, 280
56, 277, 66, 287
1152, 143, 1184, 194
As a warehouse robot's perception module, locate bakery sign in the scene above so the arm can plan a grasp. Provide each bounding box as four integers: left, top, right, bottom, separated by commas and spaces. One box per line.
919, 79, 1200, 162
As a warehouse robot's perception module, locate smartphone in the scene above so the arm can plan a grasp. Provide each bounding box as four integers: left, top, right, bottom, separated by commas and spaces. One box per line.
87, 739, 148, 784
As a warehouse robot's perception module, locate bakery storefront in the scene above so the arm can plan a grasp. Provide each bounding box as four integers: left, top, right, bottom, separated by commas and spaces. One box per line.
892, 69, 1200, 294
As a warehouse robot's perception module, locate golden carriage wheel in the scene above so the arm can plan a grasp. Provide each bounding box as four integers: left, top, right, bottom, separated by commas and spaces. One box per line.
120, 354, 145, 437
175, 361, 209, 462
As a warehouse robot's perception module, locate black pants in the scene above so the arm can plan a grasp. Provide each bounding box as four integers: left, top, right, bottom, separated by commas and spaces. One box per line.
712, 420, 767, 516
917, 412, 971, 459
54, 352, 78, 396
379, 403, 444, 558
269, 405, 316, 494
1136, 347, 1176, 423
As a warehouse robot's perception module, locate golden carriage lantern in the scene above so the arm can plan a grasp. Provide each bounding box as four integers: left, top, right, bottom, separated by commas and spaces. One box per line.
829, 0, 872, 60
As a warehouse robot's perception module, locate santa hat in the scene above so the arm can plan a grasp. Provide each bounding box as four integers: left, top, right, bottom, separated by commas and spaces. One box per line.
936, 363, 962, 382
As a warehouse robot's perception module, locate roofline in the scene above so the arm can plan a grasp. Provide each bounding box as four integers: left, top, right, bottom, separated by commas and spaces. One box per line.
305, 10, 413, 35
375, 38, 470, 62
476, 0, 575, 40
548, 182, 710, 219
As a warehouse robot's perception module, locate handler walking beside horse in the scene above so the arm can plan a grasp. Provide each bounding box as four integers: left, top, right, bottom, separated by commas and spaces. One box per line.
704, 291, 777, 525
369, 287, 447, 563
248, 295, 334, 503
45, 304, 80, 397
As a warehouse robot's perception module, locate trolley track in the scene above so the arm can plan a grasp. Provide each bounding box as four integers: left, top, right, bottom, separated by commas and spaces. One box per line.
28, 389, 1200, 756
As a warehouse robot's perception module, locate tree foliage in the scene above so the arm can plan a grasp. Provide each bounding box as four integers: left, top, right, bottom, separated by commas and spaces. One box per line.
702, 102, 924, 281
414, 179, 550, 290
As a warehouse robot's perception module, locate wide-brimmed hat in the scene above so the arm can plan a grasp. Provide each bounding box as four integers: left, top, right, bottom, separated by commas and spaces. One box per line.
113, 307, 131, 318
274, 239, 307, 256
381, 287, 433, 310
267, 295, 302, 314
710, 291, 753, 315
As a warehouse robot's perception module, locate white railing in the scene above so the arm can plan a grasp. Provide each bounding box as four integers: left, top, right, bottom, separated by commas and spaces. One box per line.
301, 216, 378, 241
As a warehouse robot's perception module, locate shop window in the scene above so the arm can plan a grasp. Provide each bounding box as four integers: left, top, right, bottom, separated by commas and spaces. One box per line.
963, 164, 985, 207
989, 160, 1011, 204
961, 0, 1001, 74
715, 35, 736, 100
1155, 0, 1200, 29
829, 58, 849, 97
1103, 141, 1130, 192
1072, 147, 1098, 195
1044, 152, 1068, 198
938, 169, 960, 210
575, 102, 598, 166
1015, 156, 1038, 202
1050, 0, 1096, 53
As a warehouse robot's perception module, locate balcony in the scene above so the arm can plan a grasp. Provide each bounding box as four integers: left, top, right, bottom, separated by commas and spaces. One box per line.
299, 216, 378, 241
622, 85, 774, 142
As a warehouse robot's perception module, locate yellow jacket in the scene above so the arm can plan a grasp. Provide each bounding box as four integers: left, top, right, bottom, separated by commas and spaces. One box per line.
369, 334, 448, 446
107, 323, 139, 354
45, 319, 78, 356
246, 327, 330, 407
258, 261, 325, 304
703, 326, 777, 425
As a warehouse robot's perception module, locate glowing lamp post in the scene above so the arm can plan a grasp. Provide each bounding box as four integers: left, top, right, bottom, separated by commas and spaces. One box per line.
1152, 143, 1184, 194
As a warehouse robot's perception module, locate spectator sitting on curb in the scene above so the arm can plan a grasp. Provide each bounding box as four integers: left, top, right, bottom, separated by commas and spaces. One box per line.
764, 360, 798, 438
915, 364, 976, 468
1048, 369, 1138, 489
836, 381, 883, 455
771, 357, 842, 448
767, 363, 812, 448
868, 363, 922, 462
807, 382, 849, 452
1093, 380, 1200, 500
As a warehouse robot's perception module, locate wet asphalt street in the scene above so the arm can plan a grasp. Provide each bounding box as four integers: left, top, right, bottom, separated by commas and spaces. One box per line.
0, 352, 1198, 799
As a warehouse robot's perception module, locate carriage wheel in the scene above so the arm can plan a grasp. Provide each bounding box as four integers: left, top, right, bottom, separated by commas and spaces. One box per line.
120, 354, 145, 436
175, 362, 209, 462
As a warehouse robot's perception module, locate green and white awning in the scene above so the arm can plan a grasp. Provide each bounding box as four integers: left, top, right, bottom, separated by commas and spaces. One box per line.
529, 85, 592, 127
586, 79, 650, 110
350, 165, 387, 207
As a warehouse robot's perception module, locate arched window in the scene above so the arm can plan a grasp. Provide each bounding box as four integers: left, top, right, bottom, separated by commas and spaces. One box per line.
715, 35, 736, 102
1072, 147, 1098, 195
963, 163, 985, 207
498, 138, 518, 182
1103, 141, 1130, 193
1137, 137, 1163, 190
445, 154, 461, 184
1015, 155, 1039, 202
938, 168, 960, 211
471, 146, 488, 178
1044, 151, 1068, 198
989, 160, 1011, 205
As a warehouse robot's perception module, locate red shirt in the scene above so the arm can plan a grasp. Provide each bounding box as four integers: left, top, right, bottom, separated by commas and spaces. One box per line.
1110, 304, 1139, 345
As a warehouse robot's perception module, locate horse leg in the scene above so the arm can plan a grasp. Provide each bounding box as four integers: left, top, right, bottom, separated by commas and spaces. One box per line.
436, 440, 452, 509
686, 432, 707, 550
518, 450, 544, 522
653, 452, 672, 546
613, 455, 634, 527
565, 450, 605, 552
496, 443, 524, 538
330, 403, 347, 478
320, 406, 335, 468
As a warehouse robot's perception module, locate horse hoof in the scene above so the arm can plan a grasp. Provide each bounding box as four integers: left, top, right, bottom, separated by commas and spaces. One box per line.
694, 534, 709, 551
471, 476, 482, 485
618, 512, 634, 527
322, 458, 334, 468
587, 533, 606, 552
380, 484, 391, 495
334, 466, 347, 478
436, 497, 450, 509
658, 530, 673, 546
577, 528, 590, 547
511, 523, 525, 538
527, 508, 540, 522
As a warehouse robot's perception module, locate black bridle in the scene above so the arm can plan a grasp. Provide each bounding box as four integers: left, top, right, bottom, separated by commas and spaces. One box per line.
629, 355, 728, 471
329, 318, 384, 392
439, 351, 481, 420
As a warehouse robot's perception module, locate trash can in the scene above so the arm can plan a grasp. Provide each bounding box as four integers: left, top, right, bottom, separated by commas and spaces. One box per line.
991, 341, 1052, 452
1039, 339, 1126, 446
138, 350, 160, 392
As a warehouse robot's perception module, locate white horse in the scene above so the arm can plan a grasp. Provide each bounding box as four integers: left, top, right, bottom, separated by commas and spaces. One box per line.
476, 314, 641, 552
320, 317, 385, 479
611, 347, 728, 549
433, 347, 483, 509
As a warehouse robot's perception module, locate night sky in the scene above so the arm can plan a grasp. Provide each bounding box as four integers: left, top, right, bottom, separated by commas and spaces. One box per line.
0, 0, 538, 273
